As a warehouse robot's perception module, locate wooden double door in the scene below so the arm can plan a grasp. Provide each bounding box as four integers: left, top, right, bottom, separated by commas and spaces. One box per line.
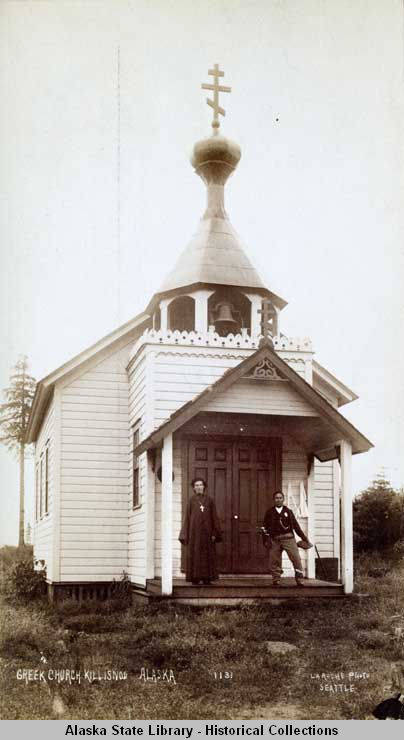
183, 436, 282, 574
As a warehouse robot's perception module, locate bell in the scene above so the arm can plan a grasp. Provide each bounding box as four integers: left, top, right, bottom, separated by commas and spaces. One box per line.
213, 302, 238, 326
213, 301, 240, 337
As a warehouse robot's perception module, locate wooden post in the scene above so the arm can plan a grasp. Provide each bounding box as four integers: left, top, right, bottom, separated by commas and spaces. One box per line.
159, 299, 170, 331
340, 440, 353, 594
243, 294, 263, 339
307, 464, 315, 579
161, 433, 173, 595
332, 459, 341, 578
193, 289, 214, 333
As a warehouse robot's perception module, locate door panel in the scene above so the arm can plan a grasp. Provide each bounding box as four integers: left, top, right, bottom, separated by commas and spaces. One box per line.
233, 443, 276, 573
187, 439, 233, 573
185, 436, 281, 574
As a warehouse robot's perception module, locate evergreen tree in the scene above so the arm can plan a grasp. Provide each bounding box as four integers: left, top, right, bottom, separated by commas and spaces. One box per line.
353, 474, 403, 552
25, 522, 32, 544
0, 357, 36, 546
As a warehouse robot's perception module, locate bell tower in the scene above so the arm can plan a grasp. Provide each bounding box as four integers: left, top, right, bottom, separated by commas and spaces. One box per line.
146, 64, 286, 342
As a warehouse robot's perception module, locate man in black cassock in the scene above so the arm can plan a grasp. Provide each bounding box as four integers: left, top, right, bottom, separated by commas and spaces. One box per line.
179, 478, 222, 585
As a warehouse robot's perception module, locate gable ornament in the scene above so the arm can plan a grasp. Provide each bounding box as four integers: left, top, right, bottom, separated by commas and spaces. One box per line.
243, 357, 288, 381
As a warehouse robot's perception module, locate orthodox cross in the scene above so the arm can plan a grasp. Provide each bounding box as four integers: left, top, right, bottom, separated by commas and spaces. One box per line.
258, 299, 278, 347
200, 504, 205, 512
202, 64, 231, 132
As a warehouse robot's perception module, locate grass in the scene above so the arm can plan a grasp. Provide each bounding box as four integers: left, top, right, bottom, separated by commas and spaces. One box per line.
1, 550, 404, 720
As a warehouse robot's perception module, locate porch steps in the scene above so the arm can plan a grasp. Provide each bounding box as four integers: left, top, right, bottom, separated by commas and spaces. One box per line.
143, 576, 344, 603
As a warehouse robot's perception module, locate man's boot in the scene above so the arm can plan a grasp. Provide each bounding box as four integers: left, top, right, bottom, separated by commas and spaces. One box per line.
295, 571, 304, 587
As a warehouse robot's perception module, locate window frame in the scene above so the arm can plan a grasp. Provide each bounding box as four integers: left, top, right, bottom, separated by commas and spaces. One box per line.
35, 463, 39, 522
132, 424, 141, 509
44, 445, 49, 515
39, 454, 44, 519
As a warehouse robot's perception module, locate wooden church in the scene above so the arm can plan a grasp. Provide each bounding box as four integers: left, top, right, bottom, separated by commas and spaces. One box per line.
26, 66, 372, 603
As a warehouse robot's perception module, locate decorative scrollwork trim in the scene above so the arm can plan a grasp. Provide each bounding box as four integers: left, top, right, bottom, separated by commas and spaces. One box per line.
243, 358, 288, 381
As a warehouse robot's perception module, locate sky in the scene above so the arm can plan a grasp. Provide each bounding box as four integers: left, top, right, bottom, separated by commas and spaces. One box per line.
1, 0, 404, 546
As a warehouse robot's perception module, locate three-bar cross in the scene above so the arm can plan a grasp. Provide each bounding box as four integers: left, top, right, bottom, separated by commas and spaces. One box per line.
202, 64, 231, 132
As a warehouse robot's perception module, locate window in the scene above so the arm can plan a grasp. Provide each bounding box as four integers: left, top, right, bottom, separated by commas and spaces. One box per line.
132, 427, 140, 508
39, 456, 44, 518
44, 446, 49, 515
35, 464, 39, 522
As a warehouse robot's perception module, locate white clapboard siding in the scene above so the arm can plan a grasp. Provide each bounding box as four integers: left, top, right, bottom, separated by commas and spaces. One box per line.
61, 485, 128, 495
62, 451, 128, 462
63, 430, 128, 441
69, 376, 128, 388
62, 464, 128, 475
63, 388, 129, 400
61, 500, 129, 512
62, 459, 129, 471
313, 459, 335, 558
61, 524, 128, 534
153, 352, 244, 427
204, 380, 317, 417
62, 419, 129, 430
60, 345, 132, 582
62, 543, 128, 552
33, 401, 54, 577
281, 437, 309, 576
62, 492, 129, 503
127, 355, 147, 585
62, 403, 129, 416
60, 567, 129, 581
153, 356, 317, 425
62, 532, 128, 542
62, 506, 127, 528
152, 348, 316, 425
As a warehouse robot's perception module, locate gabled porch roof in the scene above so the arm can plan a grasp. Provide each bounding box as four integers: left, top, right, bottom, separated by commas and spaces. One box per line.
135, 341, 373, 461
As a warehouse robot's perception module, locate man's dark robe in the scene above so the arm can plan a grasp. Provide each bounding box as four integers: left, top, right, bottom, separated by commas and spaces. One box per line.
179, 493, 222, 583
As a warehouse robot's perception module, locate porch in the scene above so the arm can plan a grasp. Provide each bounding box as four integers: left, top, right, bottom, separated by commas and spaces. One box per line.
151, 411, 354, 598
136, 574, 344, 604
134, 341, 372, 601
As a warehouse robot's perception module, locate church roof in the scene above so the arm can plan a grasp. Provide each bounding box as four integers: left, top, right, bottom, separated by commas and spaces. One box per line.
312, 360, 358, 407
151, 132, 287, 310
156, 216, 285, 306
134, 341, 373, 461
26, 311, 150, 443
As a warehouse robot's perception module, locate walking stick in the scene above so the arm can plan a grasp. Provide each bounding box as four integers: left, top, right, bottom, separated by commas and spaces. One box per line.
315, 544, 328, 580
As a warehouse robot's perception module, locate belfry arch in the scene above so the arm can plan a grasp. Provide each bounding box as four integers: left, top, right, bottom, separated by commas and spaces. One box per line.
167, 295, 195, 332
208, 288, 251, 337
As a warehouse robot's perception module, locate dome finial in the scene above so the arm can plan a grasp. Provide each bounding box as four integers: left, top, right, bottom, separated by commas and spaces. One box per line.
201, 64, 231, 134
